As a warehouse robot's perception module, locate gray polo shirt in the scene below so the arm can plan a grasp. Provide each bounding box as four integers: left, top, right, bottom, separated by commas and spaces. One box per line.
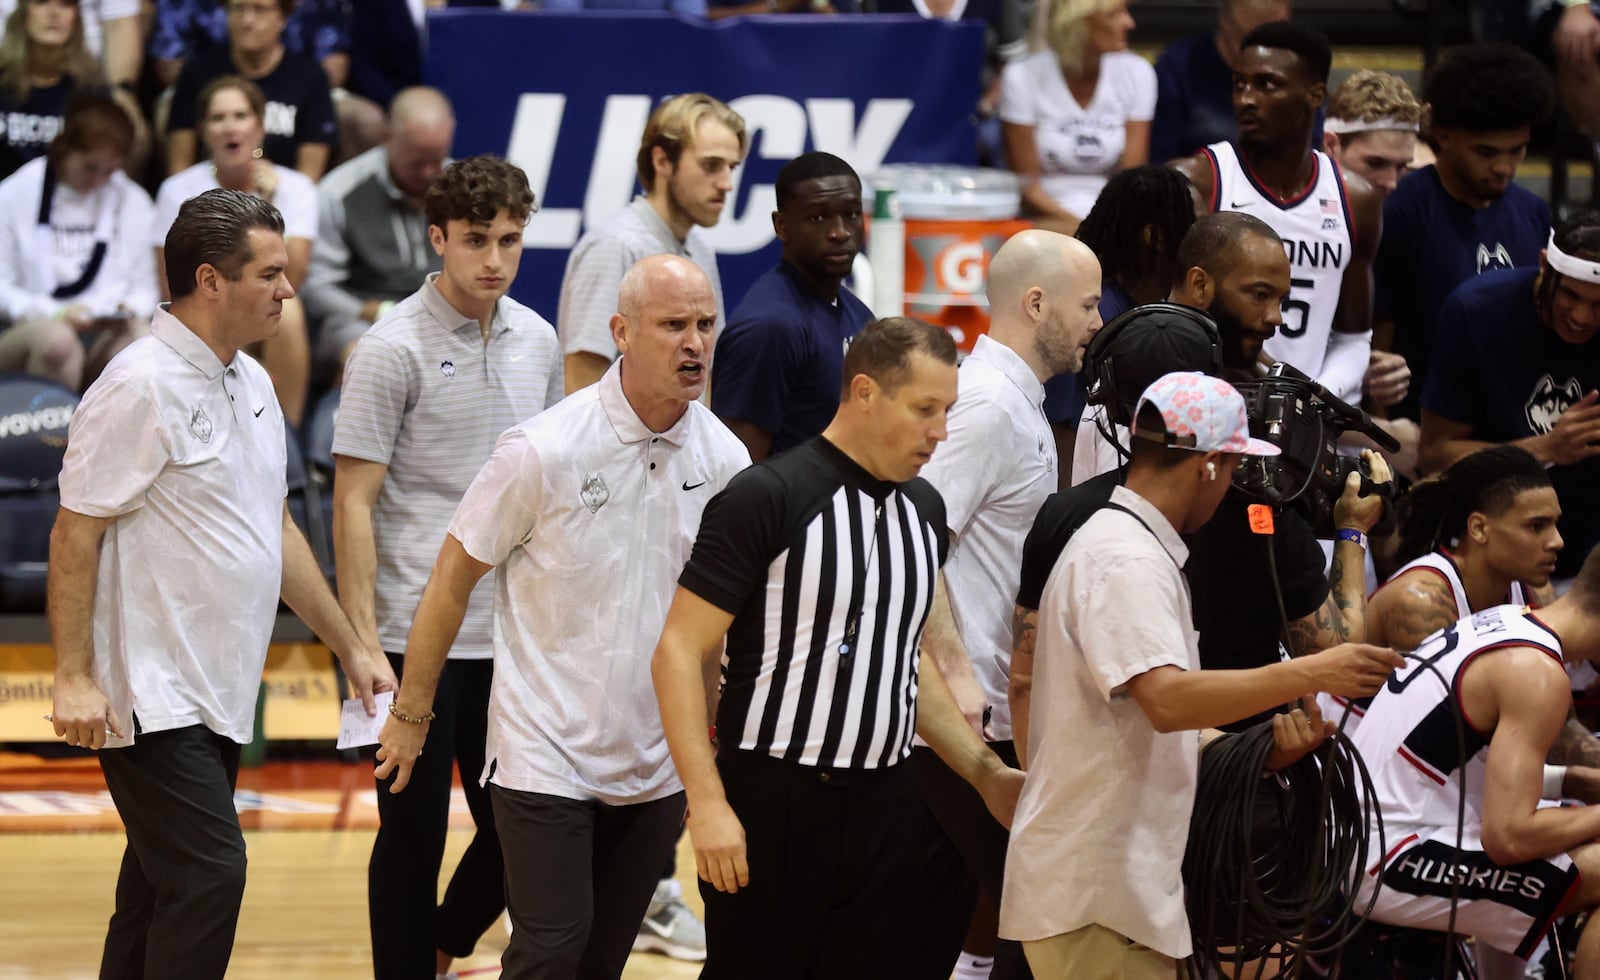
332, 273, 563, 658
557, 196, 725, 360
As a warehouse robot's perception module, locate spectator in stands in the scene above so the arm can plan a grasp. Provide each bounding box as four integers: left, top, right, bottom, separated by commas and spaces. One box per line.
1174, 21, 1382, 407
999, 0, 1154, 234
1473, 0, 1600, 141
152, 0, 387, 162
0, 0, 101, 179
348, 0, 496, 112
1061, 164, 1196, 483
1149, 0, 1296, 162
877, 0, 1026, 163
164, 0, 337, 181
560, 92, 746, 395
710, 151, 873, 462
1373, 44, 1555, 423
1420, 210, 1600, 586
0, 92, 154, 391
0, 0, 147, 174
304, 86, 453, 382
154, 75, 315, 425
333, 153, 561, 980
0, 0, 139, 89
376, 254, 748, 980
48, 187, 394, 980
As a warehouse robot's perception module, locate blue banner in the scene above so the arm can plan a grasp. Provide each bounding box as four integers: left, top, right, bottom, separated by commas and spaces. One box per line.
426, 10, 984, 319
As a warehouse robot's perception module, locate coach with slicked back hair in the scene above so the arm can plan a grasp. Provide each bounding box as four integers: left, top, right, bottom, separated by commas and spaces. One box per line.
49, 187, 394, 980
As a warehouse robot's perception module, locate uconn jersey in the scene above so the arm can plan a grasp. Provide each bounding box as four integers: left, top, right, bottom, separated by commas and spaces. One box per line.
1325, 551, 1531, 730
1351, 605, 1575, 956
1203, 142, 1354, 386
1353, 604, 1559, 830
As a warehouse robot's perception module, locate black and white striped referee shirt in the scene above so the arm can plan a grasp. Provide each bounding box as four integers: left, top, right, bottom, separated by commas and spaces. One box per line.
679, 437, 948, 770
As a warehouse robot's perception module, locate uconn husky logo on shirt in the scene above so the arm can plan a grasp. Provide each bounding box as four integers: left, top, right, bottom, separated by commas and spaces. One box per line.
1526, 374, 1584, 434
1476, 242, 1515, 274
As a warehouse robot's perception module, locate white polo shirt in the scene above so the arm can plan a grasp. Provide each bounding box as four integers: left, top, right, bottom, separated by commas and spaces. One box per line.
917, 334, 1054, 741
448, 360, 750, 804
57, 306, 287, 746
1000, 486, 1199, 957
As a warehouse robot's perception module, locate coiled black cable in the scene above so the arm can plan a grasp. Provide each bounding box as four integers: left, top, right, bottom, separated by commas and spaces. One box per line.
1179, 519, 1474, 979
1182, 716, 1383, 979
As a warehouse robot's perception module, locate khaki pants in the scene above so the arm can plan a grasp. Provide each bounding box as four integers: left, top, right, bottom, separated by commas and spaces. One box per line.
1023, 924, 1180, 980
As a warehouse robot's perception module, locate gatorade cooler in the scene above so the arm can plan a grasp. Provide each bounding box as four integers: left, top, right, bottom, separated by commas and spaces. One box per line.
868, 165, 1027, 351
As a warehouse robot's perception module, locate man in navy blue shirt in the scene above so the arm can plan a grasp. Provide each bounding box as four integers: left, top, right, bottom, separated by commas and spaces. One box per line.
1421, 211, 1600, 583
711, 152, 874, 461
1373, 43, 1555, 422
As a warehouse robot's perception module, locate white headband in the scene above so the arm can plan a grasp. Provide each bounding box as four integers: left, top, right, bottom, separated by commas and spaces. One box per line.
1547, 230, 1600, 282
1324, 115, 1420, 135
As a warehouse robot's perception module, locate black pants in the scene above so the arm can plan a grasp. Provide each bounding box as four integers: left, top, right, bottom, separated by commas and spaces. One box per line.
491, 785, 686, 980
370, 654, 504, 979
701, 749, 921, 980
97, 723, 247, 980
908, 742, 1032, 980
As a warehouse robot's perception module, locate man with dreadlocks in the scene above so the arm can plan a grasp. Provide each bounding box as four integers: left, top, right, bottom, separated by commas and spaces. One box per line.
1041, 164, 1197, 483
1421, 210, 1600, 589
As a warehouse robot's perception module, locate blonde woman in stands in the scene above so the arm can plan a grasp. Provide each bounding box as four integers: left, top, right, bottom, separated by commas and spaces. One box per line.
151, 74, 315, 426
1322, 69, 1424, 200
999, 0, 1155, 235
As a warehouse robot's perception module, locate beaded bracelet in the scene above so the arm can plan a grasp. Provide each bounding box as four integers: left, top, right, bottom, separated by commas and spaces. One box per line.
388, 702, 436, 724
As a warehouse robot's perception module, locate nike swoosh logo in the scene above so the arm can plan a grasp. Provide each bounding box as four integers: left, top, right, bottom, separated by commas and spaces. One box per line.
682, 480, 706, 491
509, 353, 527, 362
254, 406, 265, 417
1230, 200, 1253, 208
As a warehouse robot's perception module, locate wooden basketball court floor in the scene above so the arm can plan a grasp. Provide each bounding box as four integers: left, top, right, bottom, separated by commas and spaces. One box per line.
0, 751, 702, 979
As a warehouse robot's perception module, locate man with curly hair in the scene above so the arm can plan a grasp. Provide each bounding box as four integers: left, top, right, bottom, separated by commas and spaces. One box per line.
1373, 43, 1556, 423
334, 154, 563, 980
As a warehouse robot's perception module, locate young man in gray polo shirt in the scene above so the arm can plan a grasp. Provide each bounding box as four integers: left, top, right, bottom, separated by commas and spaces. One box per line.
50, 188, 396, 980
375, 254, 750, 980
559, 92, 746, 396
333, 155, 562, 980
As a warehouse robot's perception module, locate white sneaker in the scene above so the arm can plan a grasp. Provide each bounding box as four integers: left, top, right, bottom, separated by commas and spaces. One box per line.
632, 879, 707, 962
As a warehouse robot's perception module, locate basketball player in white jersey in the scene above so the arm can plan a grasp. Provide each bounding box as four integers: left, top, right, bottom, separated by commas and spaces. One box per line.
1351, 544, 1600, 974
1325, 446, 1560, 730
1173, 20, 1383, 406
1371, 445, 1560, 653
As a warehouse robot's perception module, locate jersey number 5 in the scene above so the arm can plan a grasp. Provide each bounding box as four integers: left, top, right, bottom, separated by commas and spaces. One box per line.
1279, 278, 1315, 339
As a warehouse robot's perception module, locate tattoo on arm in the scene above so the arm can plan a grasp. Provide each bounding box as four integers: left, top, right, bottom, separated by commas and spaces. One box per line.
1012, 606, 1037, 660
1549, 711, 1600, 768
1382, 579, 1458, 653
1287, 595, 1347, 657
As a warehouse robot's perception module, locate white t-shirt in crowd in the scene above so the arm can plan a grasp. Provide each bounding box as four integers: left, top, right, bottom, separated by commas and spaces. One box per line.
151, 163, 318, 249
999, 49, 1157, 218
57, 307, 287, 747
0, 156, 158, 321
917, 335, 1054, 741
449, 361, 750, 805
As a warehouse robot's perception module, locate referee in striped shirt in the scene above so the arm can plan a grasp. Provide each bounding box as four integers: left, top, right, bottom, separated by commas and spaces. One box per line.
652, 317, 1025, 978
